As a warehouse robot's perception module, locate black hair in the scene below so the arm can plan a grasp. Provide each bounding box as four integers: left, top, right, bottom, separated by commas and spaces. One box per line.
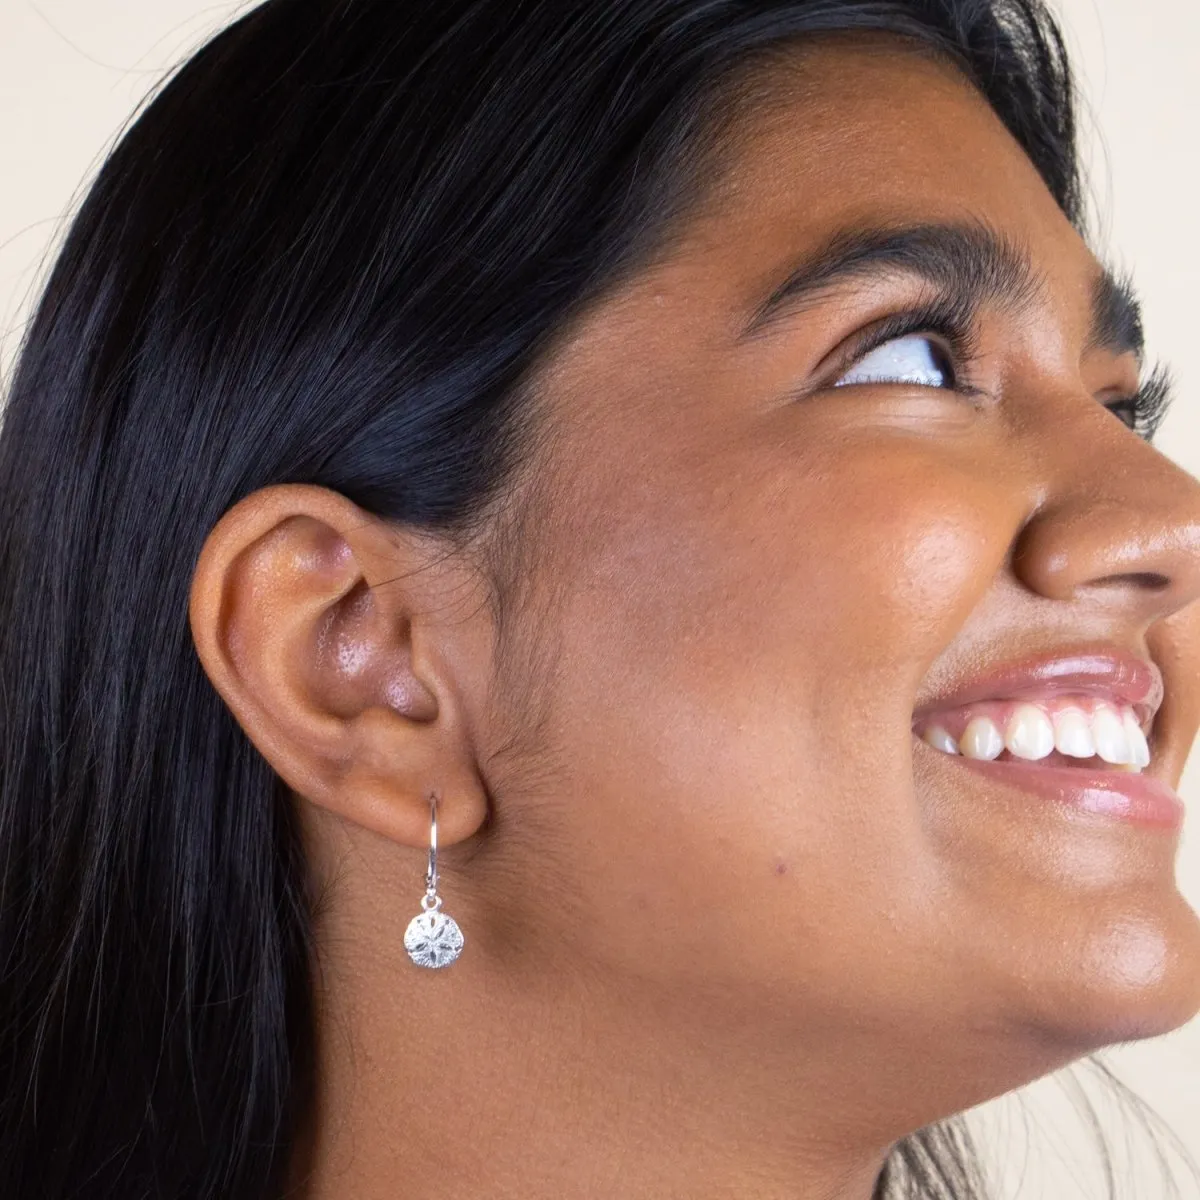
0, 2, 1194, 1198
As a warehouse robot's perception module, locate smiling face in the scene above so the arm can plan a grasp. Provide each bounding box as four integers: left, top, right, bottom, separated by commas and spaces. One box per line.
186, 31, 1200, 1185
473, 37, 1200, 1089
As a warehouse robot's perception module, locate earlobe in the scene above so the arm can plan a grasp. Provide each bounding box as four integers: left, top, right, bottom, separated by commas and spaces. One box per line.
187, 482, 490, 850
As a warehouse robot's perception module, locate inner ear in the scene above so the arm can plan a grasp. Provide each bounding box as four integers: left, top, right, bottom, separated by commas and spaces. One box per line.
308, 570, 439, 727
187, 482, 490, 850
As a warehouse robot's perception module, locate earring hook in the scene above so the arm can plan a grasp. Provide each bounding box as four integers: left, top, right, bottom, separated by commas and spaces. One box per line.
425, 789, 439, 897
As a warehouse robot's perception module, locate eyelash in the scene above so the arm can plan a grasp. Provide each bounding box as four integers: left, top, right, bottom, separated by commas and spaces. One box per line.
1106, 363, 1175, 443
840, 302, 1177, 442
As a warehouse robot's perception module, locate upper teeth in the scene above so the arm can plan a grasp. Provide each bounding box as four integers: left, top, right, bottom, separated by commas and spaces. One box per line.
917, 699, 1151, 770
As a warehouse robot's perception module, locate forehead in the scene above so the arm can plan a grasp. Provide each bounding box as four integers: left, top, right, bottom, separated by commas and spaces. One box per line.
624, 36, 1097, 337
700, 37, 1080, 252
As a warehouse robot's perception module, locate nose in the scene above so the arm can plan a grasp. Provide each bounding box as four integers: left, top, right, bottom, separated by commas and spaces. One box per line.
1013, 423, 1200, 626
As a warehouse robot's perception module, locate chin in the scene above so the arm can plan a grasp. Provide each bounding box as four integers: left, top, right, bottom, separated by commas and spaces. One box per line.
1014, 897, 1200, 1051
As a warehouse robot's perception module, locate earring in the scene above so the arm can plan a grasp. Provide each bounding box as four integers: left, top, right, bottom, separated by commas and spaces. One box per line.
403, 790, 465, 968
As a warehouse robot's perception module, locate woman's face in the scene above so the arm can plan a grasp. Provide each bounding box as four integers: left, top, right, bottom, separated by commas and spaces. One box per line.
197, 35, 1200, 1153
472, 39, 1200, 1102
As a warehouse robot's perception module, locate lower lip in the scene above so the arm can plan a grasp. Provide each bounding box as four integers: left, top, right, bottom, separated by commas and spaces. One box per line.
915, 739, 1185, 830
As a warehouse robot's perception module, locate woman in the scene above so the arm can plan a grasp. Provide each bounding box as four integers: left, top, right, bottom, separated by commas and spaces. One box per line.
1, 1, 1198, 1197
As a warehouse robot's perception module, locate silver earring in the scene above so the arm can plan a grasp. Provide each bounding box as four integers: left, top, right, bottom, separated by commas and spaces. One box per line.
403, 791, 465, 968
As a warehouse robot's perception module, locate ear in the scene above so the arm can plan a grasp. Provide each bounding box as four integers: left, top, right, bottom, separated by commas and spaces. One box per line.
187, 483, 491, 850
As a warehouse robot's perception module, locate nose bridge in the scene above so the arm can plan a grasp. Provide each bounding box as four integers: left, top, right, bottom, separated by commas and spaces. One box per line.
1012, 415, 1200, 621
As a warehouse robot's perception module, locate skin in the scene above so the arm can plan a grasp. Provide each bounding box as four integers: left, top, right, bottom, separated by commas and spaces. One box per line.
189, 38, 1200, 1200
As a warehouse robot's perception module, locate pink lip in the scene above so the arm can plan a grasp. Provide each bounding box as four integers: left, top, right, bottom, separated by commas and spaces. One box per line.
914, 744, 1185, 830
912, 646, 1164, 725
912, 646, 1180, 830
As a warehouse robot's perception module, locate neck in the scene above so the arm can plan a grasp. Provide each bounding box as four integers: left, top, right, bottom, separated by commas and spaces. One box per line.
291, 940, 913, 1199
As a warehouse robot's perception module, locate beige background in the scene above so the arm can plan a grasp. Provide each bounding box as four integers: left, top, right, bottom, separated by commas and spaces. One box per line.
0, 1, 1195, 1194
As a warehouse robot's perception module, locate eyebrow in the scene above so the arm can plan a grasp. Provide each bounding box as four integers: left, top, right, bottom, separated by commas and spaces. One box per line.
737, 220, 1145, 362
1086, 267, 1145, 363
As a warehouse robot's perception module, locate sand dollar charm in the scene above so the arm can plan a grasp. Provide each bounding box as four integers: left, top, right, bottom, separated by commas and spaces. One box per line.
404, 895, 464, 968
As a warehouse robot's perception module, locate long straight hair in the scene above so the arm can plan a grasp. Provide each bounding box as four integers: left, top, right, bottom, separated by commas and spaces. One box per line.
0, 2, 1195, 1197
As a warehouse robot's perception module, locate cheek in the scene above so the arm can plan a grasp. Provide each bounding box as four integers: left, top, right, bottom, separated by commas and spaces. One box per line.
535, 431, 1011, 994
764, 444, 1005, 690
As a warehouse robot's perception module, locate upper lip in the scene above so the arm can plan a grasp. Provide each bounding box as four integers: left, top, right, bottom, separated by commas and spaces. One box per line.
911, 646, 1164, 727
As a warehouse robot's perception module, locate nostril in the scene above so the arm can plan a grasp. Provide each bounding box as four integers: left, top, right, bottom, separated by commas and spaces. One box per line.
1092, 571, 1171, 591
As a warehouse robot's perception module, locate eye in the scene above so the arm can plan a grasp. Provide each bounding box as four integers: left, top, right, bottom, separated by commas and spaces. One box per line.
1103, 364, 1175, 443
834, 333, 953, 389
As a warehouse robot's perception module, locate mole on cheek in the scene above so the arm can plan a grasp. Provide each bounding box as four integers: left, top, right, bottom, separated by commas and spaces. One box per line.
775, 862, 788, 876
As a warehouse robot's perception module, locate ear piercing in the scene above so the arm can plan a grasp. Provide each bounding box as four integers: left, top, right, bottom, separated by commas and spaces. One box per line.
404, 790, 465, 968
